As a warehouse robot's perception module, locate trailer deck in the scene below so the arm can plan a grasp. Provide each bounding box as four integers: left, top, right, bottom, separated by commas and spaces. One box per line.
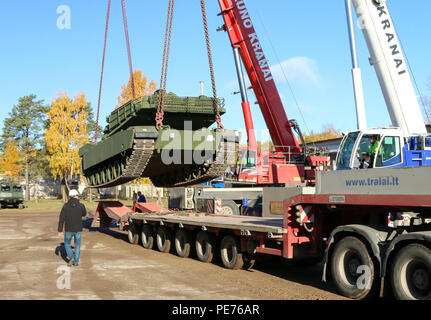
130, 212, 286, 234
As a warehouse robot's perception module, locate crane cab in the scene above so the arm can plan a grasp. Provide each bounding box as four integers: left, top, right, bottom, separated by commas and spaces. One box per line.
336, 128, 431, 170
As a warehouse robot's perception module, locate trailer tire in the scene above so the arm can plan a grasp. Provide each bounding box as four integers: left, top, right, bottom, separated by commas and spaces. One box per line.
221, 200, 240, 216
391, 244, 431, 300
330, 236, 376, 299
127, 223, 140, 245
220, 235, 244, 270
141, 224, 154, 249
195, 231, 216, 263
175, 229, 192, 258
156, 226, 172, 253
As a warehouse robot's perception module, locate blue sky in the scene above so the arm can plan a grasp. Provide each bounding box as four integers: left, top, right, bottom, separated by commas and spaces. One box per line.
0, 0, 430, 142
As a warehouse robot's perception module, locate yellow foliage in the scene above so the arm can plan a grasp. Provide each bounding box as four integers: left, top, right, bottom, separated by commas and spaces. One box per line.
45, 92, 89, 180
0, 141, 22, 177
303, 124, 342, 144
116, 70, 157, 109
133, 177, 152, 185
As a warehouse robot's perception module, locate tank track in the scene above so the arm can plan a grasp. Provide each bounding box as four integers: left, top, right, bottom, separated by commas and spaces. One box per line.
150, 138, 238, 188
84, 138, 156, 188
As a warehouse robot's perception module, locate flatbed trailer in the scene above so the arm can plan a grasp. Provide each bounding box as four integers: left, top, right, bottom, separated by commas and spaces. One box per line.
93, 167, 431, 300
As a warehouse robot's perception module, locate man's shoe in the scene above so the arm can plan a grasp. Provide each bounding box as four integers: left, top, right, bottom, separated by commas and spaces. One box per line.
73, 264, 79, 267
67, 258, 74, 267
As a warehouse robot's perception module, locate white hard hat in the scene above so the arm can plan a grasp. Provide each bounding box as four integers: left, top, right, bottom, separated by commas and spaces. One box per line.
69, 189, 79, 197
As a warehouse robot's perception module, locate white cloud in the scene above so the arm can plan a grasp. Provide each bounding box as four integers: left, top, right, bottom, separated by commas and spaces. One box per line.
271, 57, 321, 87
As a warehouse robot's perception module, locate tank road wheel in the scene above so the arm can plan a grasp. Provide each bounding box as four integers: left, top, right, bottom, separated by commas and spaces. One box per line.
127, 223, 140, 245
140, 224, 154, 249
156, 226, 172, 253
175, 229, 193, 258
330, 236, 376, 300
220, 235, 244, 270
195, 231, 216, 263
391, 244, 431, 300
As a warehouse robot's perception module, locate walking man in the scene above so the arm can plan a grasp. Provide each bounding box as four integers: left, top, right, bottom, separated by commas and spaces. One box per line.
58, 189, 87, 267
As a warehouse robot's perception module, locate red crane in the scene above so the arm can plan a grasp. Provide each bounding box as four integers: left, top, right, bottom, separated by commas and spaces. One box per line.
217, 0, 329, 185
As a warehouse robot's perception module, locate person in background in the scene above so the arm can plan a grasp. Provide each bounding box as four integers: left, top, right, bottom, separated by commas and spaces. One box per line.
132, 191, 138, 205
58, 189, 87, 267
137, 191, 146, 203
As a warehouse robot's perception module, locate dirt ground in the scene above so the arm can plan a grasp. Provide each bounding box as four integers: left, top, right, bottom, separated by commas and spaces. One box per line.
0, 209, 345, 300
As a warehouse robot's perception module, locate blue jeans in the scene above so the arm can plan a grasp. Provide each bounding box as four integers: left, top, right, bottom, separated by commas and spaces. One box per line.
64, 232, 81, 265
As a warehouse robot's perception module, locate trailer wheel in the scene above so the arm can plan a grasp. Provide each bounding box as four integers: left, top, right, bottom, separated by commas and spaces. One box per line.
330, 236, 376, 299
220, 235, 244, 270
156, 226, 172, 253
195, 231, 216, 263
141, 224, 154, 249
127, 223, 140, 245
175, 229, 192, 258
391, 244, 431, 300
220, 200, 240, 216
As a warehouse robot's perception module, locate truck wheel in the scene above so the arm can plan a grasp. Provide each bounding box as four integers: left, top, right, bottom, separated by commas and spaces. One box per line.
18, 204, 24, 209
195, 231, 216, 263
220, 200, 240, 216
156, 226, 172, 253
391, 244, 431, 300
141, 224, 154, 249
330, 236, 376, 299
220, 235, 244, 270
175, 229, 192, 258
127, 223, 140, 245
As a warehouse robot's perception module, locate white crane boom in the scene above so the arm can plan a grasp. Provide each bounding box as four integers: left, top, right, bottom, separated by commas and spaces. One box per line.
352, 0, 427, 137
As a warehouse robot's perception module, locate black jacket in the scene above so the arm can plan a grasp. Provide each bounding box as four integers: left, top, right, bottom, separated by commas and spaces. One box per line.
58, 198, 87, 233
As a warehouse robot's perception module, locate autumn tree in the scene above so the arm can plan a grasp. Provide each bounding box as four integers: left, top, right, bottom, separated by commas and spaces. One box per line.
45, 92, 89, 200
116, 69, 157, 109
0, 140, 22, 181
303, 124, 342, 144
1, 95, 49, 200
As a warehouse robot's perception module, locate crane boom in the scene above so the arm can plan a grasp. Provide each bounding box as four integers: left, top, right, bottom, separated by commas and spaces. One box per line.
218, 0, 300, 153
352, 0, 427, 136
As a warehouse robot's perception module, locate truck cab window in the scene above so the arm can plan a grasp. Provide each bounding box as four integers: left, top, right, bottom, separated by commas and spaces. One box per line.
336, 132, 359, 169
375, 136, 401, 167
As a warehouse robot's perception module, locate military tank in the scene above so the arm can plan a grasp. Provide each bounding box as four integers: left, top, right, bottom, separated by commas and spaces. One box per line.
79, 91, 240, 188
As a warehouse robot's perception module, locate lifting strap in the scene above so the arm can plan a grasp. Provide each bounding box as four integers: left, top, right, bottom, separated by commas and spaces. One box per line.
94, 0, 136, 143
156, 0, 175, 130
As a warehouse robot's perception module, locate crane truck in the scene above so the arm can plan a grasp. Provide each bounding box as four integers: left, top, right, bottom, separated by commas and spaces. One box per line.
92, 0, 431, 300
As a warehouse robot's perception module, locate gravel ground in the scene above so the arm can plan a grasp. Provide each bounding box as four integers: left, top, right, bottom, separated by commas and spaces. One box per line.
0, 209, 345, 300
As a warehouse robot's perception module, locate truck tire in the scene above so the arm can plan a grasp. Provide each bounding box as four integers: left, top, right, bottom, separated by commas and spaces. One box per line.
391, 244, 431, 300
18, 204, 24, 209
330, 236, 376, 299
195, 231, 216, 263
156, 226, 172, 253
141, 224, 154, 249
175, 229, 192, 258
127, 223, 140, 245
220, 200, 240, 216
220, 235, 244, 270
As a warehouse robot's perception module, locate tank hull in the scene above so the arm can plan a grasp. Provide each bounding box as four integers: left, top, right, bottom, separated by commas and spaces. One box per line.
79, 92, 238, 188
